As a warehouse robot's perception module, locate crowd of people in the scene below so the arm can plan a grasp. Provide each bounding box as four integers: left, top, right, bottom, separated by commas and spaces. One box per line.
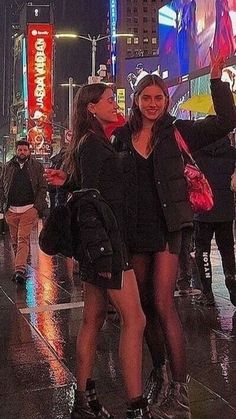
0, 48, 236, 419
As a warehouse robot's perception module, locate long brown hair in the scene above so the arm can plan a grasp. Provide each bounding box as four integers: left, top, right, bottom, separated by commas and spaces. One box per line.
65, 83, 109, 182
129, 74, 169, 142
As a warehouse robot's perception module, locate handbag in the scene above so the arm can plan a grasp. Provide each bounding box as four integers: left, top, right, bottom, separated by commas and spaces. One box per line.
174, 128, 214, 212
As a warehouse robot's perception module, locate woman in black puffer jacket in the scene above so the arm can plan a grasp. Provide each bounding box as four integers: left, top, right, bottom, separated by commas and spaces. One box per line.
113, 49, 236, 419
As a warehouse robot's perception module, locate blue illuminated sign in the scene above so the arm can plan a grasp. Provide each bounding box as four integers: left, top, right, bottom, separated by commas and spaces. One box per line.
110, 0, 117, 77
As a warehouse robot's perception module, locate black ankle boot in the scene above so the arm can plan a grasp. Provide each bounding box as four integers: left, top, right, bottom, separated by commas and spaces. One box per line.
71, 379, 114, 419
143, 364, 166, 405
126, 396, 153, 419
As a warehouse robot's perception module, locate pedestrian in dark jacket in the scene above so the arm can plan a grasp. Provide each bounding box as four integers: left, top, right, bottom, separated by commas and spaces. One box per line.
193, 134, 236, 306
112, 49, 236, 418
0, 140, 47, 283
45, 84, 150, 419
48, 146, 68, 211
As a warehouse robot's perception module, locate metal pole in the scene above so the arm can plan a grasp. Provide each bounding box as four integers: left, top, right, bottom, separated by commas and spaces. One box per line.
91, 37, 97, 77
68, 77, 73, 130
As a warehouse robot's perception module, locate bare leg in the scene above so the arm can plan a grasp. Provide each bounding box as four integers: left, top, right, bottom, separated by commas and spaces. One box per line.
109, 269, 146, 400
76, 283, 107, 391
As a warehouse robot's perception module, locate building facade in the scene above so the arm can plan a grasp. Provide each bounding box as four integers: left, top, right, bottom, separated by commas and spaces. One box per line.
115, 0, 170, 110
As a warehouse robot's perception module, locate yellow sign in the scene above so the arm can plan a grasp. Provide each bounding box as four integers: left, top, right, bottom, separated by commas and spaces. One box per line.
117, 88, 126, 114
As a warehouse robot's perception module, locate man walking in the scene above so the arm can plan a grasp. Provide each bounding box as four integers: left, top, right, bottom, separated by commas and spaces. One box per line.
0, 140, 47, 283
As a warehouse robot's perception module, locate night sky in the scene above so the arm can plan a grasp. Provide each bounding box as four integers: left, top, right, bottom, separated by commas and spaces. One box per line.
53, 0, 109, 84
9, 0, 109, 84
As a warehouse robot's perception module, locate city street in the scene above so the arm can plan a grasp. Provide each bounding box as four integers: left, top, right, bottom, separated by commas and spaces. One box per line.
0, 223, 236, 419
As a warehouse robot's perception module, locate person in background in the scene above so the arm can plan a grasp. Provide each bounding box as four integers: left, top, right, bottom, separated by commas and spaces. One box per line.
45, 83, 152, 419
0, 140, 47, 283
48, 145, 68, 211
193, 133, 236, 306
112, 48, 236, 419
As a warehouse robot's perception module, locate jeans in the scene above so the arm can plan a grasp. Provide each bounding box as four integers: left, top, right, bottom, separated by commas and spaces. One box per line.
5, 207, 38, 272
195, 221, 235, 293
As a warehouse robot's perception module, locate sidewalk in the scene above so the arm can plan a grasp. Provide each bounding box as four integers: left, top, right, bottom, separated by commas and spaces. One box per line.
0, 225, 236, 419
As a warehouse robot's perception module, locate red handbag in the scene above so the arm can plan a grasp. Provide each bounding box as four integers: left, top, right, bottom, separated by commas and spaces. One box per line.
174, 128, 214, 212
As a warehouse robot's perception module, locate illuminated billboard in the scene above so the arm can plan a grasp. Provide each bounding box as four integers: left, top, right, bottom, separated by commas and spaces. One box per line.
168, 81, 190, 120
125, 56, 160, 112
27, 24, 54, 156
159, 0, 236, 81
110, 0, 117, 78
189, 64, 236, 119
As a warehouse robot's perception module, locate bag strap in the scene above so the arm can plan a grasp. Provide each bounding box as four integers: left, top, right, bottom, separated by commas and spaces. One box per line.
174, 127, 196, 165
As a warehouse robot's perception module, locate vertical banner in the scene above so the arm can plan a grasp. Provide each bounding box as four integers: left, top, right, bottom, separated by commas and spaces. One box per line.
117, 88, 126, 115
27, 24, 54, 156
13, 34, 24, 106
110, 0, 117, 78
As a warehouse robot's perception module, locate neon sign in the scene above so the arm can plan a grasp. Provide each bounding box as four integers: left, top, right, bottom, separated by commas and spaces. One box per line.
110, 0, 117, 77
27, 24, 54, 155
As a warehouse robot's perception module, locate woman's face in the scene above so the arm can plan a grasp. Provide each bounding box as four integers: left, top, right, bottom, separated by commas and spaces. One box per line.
136, 84, 168, 122
88, 88, 118, 127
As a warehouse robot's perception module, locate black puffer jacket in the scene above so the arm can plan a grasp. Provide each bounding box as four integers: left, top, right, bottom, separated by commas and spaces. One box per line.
113, 79, 236, 242
39, 189, 125, 278
193, 137, 236, 222
73, 189, 125, 275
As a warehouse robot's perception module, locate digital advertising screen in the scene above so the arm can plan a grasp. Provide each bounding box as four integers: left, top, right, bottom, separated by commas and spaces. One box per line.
159, 0, 236, 81
189, 64, 236, 119
125, 56, 160, 111
27, 23, 54, 156
168, 81, 190, 120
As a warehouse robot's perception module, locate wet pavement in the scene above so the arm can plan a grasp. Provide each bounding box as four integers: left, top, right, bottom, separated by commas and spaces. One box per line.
0, 222, 236, 419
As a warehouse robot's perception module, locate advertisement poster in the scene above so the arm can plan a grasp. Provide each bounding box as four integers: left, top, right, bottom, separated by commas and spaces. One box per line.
125, 56, 160, 111
159, 0, 236, 81
168, 81, 190, 119
189, 64, 236, 119
27, 24, 54, 156
13, 35, 24, 106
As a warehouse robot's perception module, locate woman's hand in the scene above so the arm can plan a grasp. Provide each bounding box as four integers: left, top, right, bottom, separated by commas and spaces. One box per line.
44, 169, 67, 186
210, 47, 226, 79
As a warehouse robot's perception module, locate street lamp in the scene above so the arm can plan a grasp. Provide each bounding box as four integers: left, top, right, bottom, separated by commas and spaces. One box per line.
60, 78, 81, 130
55, 32, 134, 78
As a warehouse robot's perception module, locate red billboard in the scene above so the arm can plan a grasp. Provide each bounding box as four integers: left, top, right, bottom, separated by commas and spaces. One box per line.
27, 24, 54, 156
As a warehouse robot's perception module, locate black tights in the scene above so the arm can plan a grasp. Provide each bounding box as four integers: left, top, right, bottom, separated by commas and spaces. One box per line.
132, 250, 187, 382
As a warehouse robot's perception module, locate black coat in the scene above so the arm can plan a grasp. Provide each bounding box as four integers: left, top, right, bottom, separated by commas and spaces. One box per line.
113, 79, 236, 243
193, 137, 236, 222
76, 133, 128, 277
39, 189, 125, 277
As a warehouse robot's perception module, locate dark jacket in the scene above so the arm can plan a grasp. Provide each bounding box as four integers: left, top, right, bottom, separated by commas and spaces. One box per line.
39, 189, 125, 278
0, 156, 47, 215
113, 79, 236, 241
193, 137, 236, 222
77, 132, 125, 235
75, 132, 127, 278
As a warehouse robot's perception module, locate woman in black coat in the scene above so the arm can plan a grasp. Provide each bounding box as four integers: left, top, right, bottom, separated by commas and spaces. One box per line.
113, 49, 236, 419
45, 84, 152, 419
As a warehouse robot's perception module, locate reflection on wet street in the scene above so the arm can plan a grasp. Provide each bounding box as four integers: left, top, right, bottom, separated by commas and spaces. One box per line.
0, 224, 236, 418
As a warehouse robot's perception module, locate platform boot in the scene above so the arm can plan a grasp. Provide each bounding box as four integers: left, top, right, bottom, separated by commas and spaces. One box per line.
71, 379, 114, 418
